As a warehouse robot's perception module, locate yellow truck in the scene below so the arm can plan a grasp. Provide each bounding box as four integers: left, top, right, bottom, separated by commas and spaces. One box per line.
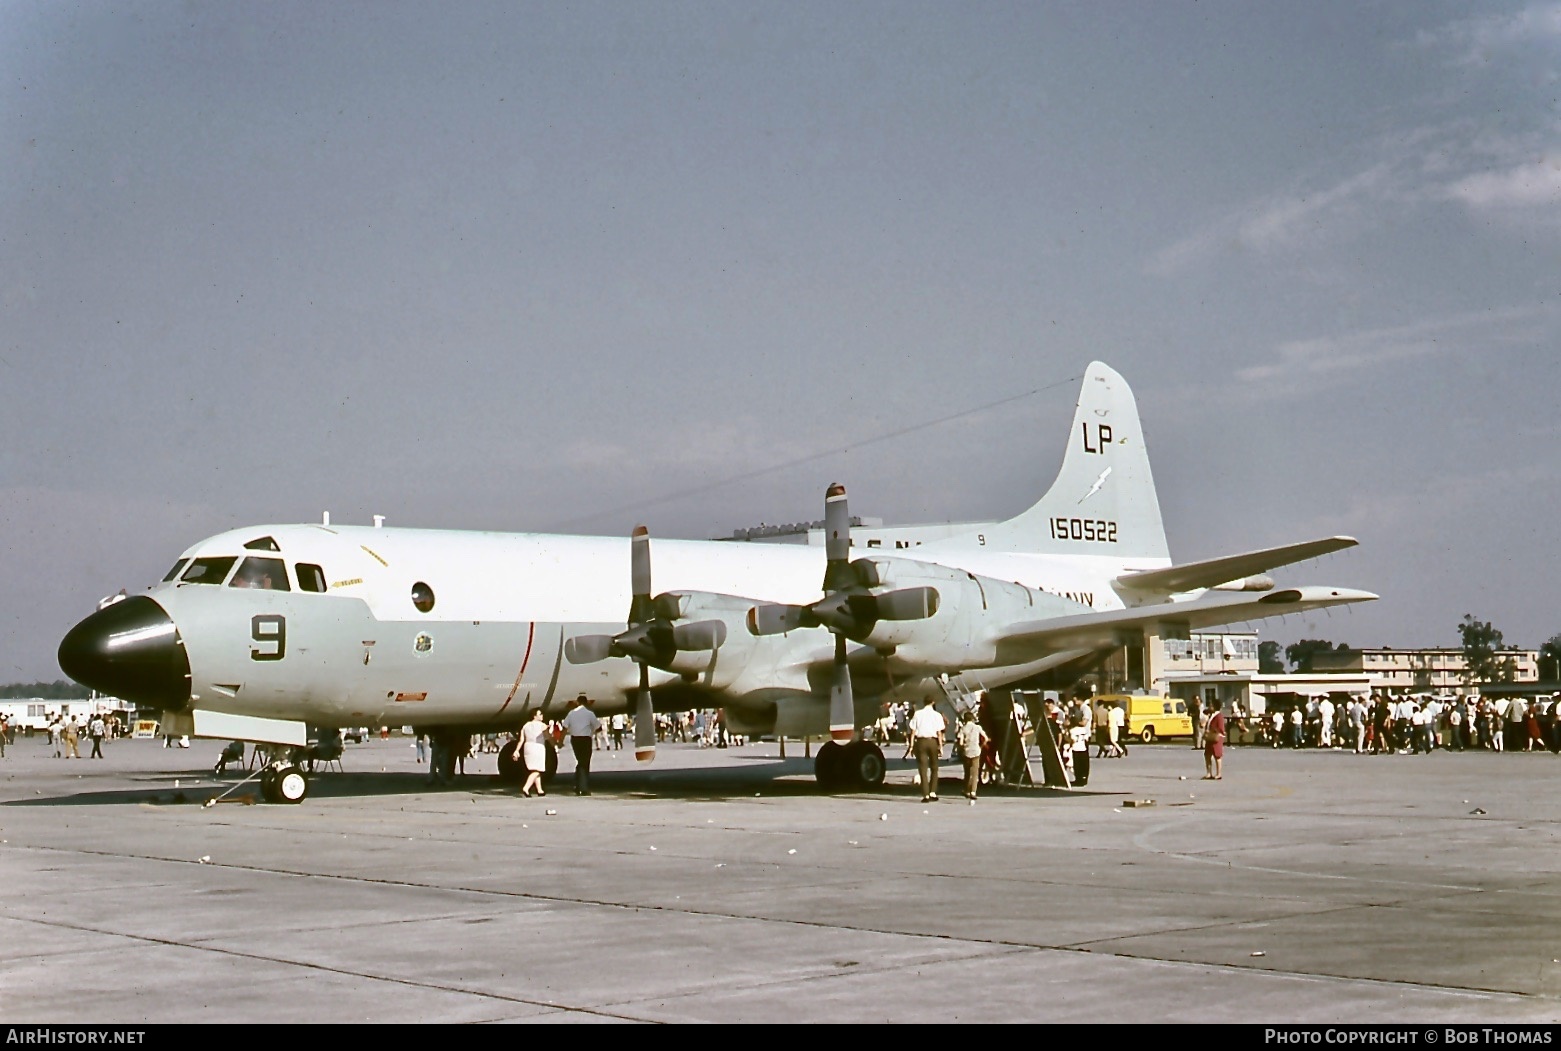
1097, 694, 1195, 743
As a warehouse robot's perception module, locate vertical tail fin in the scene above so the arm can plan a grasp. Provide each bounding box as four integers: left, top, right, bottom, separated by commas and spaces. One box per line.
952, 362, 1170, 560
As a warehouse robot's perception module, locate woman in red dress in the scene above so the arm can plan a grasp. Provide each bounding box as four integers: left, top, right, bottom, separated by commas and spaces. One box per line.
1203, 701, 1226, 780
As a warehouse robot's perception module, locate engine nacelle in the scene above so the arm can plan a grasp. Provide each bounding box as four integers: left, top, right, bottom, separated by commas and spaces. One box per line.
654, 591, 765, 684
1211, 574, 1275, 592
845, 557, 1079, 670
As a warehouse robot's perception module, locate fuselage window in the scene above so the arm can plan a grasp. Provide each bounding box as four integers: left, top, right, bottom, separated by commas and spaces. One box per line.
162, 559, 190, 582
243, 536, 281, 552
296, 563, 327, 593
229, 556, 291, 591
411, 582, 435, 613
181, 556, 237, 585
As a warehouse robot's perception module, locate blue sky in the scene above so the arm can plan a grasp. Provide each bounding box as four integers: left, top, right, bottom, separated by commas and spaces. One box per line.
4, 2, 1559, 681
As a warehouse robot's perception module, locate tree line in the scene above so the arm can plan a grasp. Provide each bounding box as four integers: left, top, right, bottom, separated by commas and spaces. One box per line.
0, 680, 93, 699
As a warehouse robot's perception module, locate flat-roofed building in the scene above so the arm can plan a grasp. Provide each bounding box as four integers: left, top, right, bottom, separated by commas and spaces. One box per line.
1310, 647, 1539, 693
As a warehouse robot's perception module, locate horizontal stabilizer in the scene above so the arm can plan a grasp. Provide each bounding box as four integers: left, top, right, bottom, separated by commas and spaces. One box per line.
1113, 536, 1358, 595
994, 585, 1377, 663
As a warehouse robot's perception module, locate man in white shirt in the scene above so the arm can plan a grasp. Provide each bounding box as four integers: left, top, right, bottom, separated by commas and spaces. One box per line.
562, 695, 603, 795
908, 697, 947, 802
1350, 697, 1368, 753
1107, 701, 1128, 758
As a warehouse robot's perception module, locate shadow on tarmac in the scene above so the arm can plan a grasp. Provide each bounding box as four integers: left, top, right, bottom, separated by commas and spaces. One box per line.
1, 753, 1091, 807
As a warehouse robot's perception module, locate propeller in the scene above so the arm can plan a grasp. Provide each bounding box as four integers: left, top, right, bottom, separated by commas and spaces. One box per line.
562, 526, 727, 762
747, 483, 940, 743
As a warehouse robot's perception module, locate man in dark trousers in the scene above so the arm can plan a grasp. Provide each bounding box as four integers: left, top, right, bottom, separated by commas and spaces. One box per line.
561, 694, 602, 795
908, 696, 947, 802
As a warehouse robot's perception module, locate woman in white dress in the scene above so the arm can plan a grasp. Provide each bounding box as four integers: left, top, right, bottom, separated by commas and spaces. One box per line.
519, 709, 548, 797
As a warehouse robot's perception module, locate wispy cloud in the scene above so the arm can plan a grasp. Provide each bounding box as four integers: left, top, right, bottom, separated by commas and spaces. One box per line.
1147, 166, 1394, 275
1151, 7, 1561, 277
1233, 306, 1545, 393
1413, 3, 1561, 66
1444, 155, 1561, 210
1313, 462, 1557, 542
1150, 127, 1561, 276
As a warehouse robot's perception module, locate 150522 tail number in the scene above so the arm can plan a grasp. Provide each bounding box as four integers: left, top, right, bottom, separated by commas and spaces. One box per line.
1050, 517, 1118, 543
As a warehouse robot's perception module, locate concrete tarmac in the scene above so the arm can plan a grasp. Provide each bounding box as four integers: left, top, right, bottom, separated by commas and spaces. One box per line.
2, 732, 1559, 1024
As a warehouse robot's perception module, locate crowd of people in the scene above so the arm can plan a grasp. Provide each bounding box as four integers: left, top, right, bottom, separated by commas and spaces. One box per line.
5, 711, 127, 759
1241, 692, 1561, 755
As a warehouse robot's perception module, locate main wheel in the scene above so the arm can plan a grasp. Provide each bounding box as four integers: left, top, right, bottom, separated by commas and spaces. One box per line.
274, 764, 309, 803
496, 739, 524, 784
842, 741, 886, 789
259, 767, 280, 802
814, 741, 847, 789
1141, 726, 1156, 743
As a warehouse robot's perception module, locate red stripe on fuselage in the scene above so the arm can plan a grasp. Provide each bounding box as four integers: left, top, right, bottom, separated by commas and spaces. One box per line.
496, 622, 536, 717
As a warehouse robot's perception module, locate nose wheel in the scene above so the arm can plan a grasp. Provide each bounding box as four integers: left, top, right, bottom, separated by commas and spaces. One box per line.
259, 763, 309, 804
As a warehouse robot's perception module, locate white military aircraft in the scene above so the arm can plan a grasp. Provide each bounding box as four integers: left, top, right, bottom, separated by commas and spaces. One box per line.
58, 362, 1373, 801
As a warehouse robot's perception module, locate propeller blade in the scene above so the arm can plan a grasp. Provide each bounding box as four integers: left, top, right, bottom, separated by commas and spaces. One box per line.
829, 633, 854, 742
564, 635, 615, 664
628, 525, 655, 626
634, 663, 655, 763
824, 483, 849, 562
872, 586, 940, 621
822, 483, 855, 593
672, 620, 727, 651
747, 603, 811, 636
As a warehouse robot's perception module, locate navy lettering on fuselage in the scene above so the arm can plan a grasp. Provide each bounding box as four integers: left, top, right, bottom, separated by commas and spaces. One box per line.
1040, 588, 1094, 607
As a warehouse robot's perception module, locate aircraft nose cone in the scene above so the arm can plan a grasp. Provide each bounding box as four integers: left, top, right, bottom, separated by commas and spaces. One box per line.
58, 596, 191, 710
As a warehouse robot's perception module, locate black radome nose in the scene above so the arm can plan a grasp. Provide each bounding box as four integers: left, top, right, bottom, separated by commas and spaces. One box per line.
58, 596, 191, 710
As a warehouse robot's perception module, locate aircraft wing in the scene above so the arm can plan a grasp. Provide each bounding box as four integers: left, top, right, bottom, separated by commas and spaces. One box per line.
1113, 536, 1358, 595
992, 585, 1376, 664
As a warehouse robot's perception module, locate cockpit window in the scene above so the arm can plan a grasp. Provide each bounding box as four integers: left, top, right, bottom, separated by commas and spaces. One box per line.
296, 563, 327, 593
162, 559, 190, 582
181, 556, 237, 585
243, 536, 281, 552
229, 556, 291, 591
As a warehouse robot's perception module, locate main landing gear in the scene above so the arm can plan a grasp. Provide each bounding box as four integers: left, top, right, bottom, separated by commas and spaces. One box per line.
496, 737, 558, 786
259, 763, 309, 804
814, 739, 887, 791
